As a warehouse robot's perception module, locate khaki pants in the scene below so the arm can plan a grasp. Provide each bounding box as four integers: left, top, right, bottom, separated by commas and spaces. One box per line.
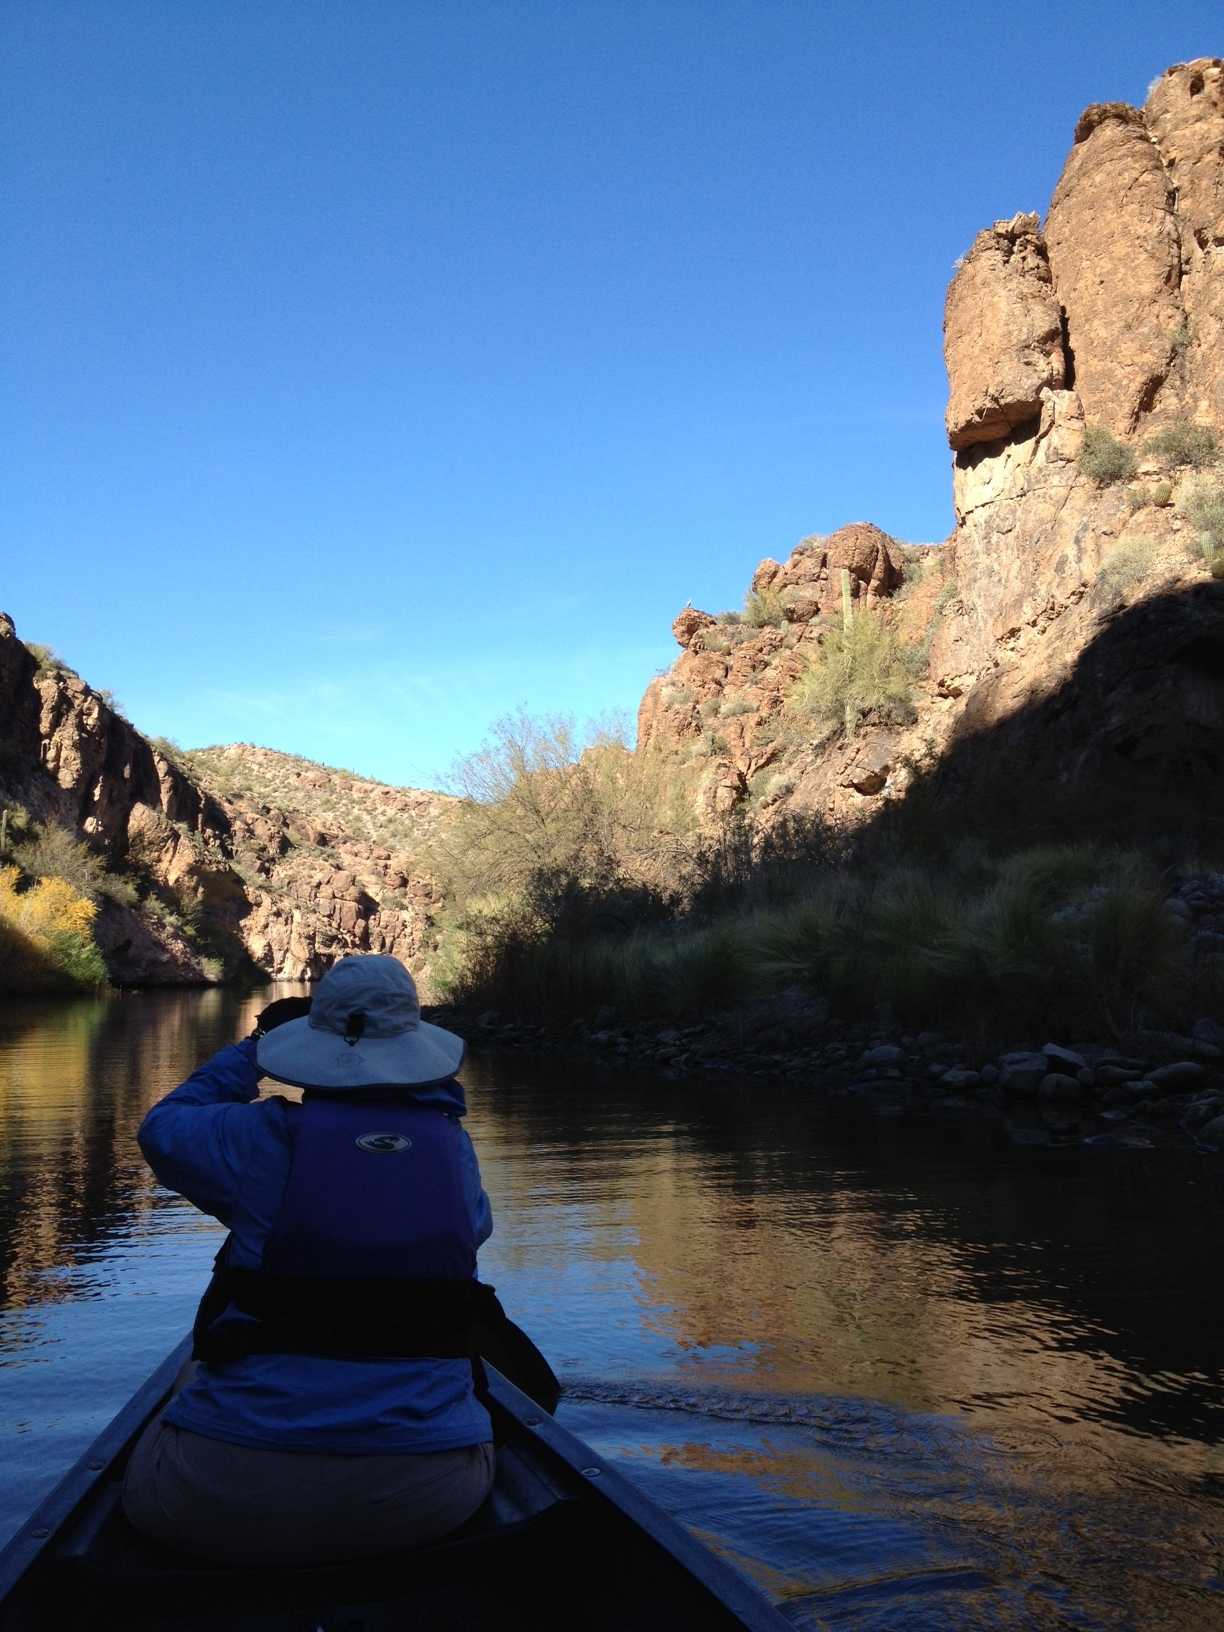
122, 1416, 496, 1566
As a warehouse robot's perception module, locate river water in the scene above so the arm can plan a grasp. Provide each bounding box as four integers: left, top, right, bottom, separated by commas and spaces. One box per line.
1, 988, 1222, 1628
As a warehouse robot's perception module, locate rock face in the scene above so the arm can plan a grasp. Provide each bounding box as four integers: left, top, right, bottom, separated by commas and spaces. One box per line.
944, 213, 1066, 450
1044, 102, 1182, 435
1145, 59, 1224, 427
0, 617, 452, 987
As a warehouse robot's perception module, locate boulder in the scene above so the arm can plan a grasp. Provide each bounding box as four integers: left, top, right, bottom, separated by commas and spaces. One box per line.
672, 608, 716, 649
1039, 1072, 1082, 1103
999, 1051, 1048, 1096
824, 524, 901, 599
944, 213, 1066, 450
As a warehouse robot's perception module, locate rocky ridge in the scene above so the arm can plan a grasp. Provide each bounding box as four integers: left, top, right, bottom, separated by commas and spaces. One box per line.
0, 620, 450, 985
641, 59, 1224, 835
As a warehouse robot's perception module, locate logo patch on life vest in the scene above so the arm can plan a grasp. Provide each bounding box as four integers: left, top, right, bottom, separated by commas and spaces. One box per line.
355, 1132, 413, 1154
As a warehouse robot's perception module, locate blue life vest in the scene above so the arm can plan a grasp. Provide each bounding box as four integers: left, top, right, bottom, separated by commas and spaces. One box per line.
196, 1095, 492, 1364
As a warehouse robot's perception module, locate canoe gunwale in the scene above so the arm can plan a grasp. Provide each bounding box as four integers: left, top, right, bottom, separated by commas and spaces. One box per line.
0, 1339, 790, 1631
0, 1337, 192, 1605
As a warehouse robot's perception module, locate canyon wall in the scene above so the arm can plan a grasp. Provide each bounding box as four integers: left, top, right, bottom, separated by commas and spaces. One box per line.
0, 617, 451, 984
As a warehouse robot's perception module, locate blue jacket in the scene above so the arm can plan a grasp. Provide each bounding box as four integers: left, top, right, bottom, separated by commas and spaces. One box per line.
137, 1038, 494, 1455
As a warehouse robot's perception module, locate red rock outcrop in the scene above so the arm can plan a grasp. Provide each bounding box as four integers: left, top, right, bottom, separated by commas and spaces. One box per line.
944, 213, 1066, 450
638, 58, 1223, 833
1044, 102, 1182, 435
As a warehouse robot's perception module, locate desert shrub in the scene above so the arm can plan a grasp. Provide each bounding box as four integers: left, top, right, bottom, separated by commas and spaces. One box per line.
659, 686, 693, 710
760, 771, 795, 803
1079, 427, 1137, 485
199, 956, 224, 983
743, 585, 786, 628
791, 613, 919, 738
149, 736, 186, 764
0, 805, 33, 858
0, 865, 107, 990
23, 642, 73, 674
1151, 481, 1172, 507
1096, 536, 1157, 600
1184, 481, 1224, 568
716, 610, 743, 625
1171, 319, 1191, 355
13, 824, 111, 901
425, 712, 698, 923
721, 698, 758, 717
1145, 420, 1219, 470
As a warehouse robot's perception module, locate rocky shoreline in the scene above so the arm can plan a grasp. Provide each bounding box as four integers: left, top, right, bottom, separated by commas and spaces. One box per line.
426, 998, 1224, 1155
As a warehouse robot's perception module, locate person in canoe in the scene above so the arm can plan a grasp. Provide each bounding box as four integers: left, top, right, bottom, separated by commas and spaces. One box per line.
121, 953, 553, 1566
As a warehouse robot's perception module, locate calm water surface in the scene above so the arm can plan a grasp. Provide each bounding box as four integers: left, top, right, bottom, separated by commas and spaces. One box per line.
1, 988, 1223, 1628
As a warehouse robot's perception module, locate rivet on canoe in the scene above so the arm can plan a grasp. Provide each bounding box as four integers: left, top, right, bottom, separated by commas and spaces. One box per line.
581, 1466, 601, 1478
87, 1461, 104, 1471
524, 1417, 541, 1427
31, 1529, 48, 1539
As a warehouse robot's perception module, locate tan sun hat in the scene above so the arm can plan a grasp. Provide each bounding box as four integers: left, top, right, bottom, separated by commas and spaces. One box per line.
256, 954, 464, 1090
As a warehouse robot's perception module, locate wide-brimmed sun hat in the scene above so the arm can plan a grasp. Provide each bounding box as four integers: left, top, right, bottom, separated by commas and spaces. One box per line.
256, 955, 464, 1091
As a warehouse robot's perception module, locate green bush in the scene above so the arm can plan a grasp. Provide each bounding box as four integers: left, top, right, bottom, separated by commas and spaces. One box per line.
791, 613, 920, 738
1079, 427, 1137, 485
1151, 480, 1172, 507
743, 586, 786, 628
1145, 420, 1219, 470
444, 842, 1192, 1042
1096, 536, 1157, 600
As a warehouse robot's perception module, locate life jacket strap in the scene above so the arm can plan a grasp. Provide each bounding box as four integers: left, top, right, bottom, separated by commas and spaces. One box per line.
196, 1269, 499, 1365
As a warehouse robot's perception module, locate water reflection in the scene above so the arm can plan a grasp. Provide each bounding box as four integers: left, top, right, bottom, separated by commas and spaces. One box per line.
1, 993, 1222, 1627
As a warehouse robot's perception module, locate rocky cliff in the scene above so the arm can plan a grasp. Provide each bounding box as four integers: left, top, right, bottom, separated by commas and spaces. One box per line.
640, 58, 1224, 837
0, 617, 451, 985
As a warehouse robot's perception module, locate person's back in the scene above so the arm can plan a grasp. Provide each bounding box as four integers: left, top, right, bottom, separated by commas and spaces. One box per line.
122, 955, 497, 1566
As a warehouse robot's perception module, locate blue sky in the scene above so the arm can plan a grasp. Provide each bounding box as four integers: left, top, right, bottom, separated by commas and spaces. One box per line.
3, 3, 1217, 788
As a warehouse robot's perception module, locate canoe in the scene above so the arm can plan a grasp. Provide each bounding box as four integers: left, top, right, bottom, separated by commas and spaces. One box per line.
0, 1338, 790, 1631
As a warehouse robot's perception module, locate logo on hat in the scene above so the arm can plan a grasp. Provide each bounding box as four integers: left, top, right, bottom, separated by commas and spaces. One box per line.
355, 1132, 413, 1154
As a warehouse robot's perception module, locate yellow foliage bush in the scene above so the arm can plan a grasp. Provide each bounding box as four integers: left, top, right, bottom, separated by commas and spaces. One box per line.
0, 865, 107, 990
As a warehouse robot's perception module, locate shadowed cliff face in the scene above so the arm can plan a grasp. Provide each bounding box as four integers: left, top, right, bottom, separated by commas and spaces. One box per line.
640, 57, 1224, 838
0, 616, 450, 986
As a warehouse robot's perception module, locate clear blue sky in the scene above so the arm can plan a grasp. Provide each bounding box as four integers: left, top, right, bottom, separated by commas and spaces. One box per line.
3, 3, 1216, 788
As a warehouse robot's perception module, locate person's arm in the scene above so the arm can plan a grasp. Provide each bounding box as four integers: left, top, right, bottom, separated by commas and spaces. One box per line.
137, 1037, 267, 1225
460, 1125, 494, 1249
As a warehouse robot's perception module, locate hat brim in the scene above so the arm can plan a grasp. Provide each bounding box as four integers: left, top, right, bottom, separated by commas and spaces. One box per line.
257, 1016, 465, 1091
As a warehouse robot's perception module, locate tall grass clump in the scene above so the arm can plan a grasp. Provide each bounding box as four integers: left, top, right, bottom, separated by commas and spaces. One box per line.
1145, 420, 1219, 470
1079, 427, 1137, 485
1096, 536, 1157, 600
754, 845, 1186, 1041
791, 613, 920, 738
